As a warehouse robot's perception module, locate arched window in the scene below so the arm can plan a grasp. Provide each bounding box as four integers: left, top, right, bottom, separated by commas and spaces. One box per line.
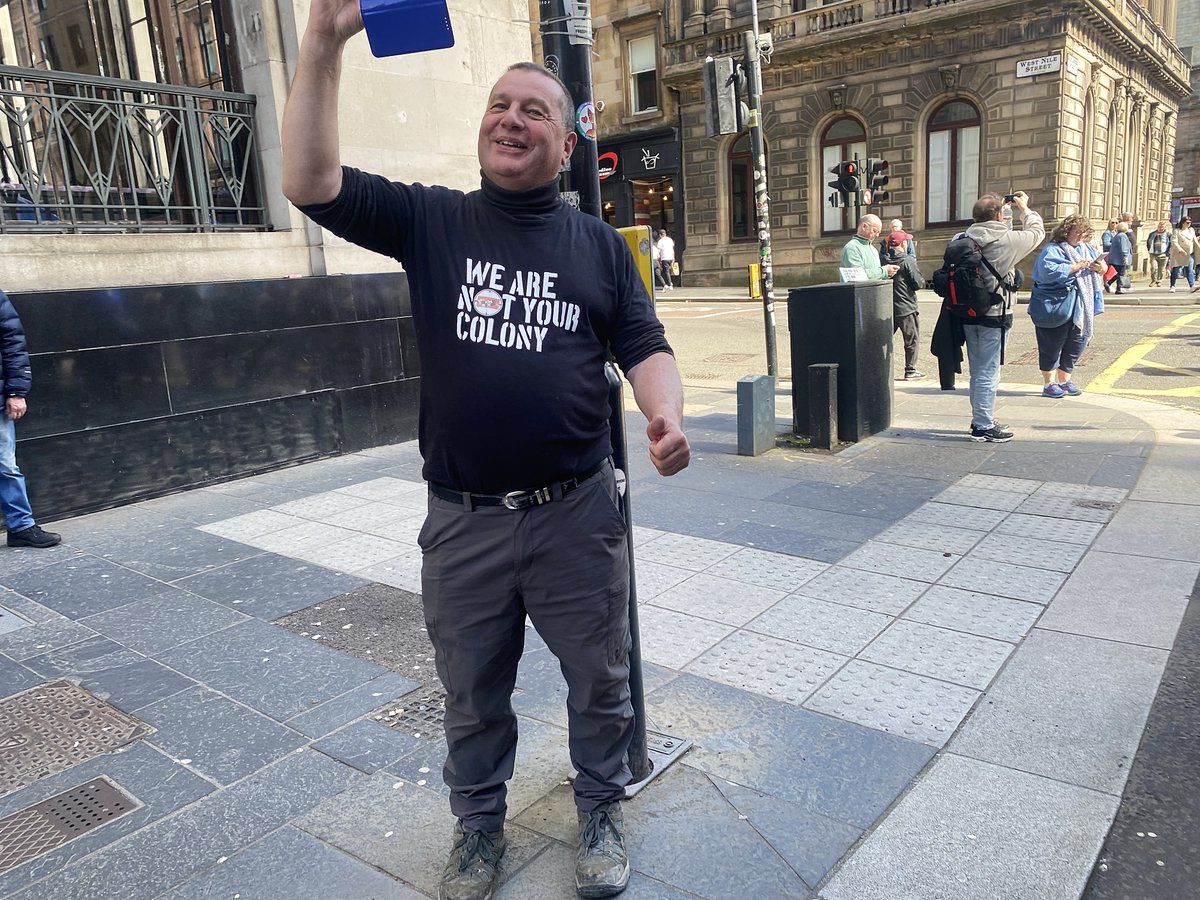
729, 133, 754, 242
821, 118, 866, 234
926, 100, 980, 226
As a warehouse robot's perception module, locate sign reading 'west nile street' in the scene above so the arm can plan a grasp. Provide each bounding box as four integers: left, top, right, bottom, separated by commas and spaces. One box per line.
1016, 54, 1062, 78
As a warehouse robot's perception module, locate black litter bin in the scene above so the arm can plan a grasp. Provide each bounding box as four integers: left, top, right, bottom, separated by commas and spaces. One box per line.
787, 281, 893, 443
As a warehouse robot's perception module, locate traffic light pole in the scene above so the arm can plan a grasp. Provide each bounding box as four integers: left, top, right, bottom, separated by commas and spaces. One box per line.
742, 17, 777, 378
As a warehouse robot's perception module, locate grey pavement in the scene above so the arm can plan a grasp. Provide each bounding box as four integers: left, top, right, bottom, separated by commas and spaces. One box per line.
1, 367, 1199, 899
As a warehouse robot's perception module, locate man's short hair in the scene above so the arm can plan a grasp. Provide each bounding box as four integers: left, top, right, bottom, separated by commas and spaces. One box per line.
971, 194, 1005, 224
505, 62, 574, 132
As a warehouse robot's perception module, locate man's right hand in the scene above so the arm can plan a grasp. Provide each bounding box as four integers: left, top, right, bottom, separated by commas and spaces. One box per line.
883, 264, 900, 278
306, 0, 365, 45
1010, 191, 1029, 213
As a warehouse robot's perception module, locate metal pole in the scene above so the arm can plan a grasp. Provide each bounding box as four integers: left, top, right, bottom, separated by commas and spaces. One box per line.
538, 0, 601, 218
540, 0, 655, 783
743, 10, 777, 378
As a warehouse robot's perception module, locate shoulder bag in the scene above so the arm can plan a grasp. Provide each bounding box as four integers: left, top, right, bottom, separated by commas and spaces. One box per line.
1027, 280, 1078, 328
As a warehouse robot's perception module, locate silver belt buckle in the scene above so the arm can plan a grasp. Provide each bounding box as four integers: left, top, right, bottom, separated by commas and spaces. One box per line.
503, 491, 528, 510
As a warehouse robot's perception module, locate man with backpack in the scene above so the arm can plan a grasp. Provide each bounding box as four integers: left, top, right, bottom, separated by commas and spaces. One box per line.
944, 192, 1044, 442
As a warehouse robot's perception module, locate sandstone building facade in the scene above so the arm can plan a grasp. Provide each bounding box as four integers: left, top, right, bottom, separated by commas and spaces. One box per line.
569, 0, 1191, 284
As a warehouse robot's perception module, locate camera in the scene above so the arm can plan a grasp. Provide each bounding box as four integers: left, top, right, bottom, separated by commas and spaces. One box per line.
1004, 193, 1016, 203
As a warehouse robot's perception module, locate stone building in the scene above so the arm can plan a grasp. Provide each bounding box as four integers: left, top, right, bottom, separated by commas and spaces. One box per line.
1171, 0, 1199, 221
0, 0, 529, 292
569, 0, 1192, 284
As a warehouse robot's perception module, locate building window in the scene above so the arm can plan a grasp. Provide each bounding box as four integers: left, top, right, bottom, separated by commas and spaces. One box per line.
927, 100, 980, 226
729, 133, 754, 241
628, 35, 658, 114
821, 117, 866, 234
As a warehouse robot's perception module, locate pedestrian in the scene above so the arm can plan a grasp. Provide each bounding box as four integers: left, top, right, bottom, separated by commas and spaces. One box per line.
281, 6, 690, 900
0, 289, 61, 549
1145, 220, 1171, 287
1027, 215, 1105, 398
1168, 215, 1197, 293
961, 191, 1045, 442
650, 239, 669, 291
841, 214, 900, 280
1105, 221, 1133, 293
879, 218, 915, 257
881, 230, 924, 379
1100, 219, 1118, 255
656, 229, 676, 290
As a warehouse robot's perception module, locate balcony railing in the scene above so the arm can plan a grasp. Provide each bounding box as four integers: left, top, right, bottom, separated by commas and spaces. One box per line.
0, 64, 267, 233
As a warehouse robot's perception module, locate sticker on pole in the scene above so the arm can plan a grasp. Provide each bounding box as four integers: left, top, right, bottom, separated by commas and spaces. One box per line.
615, 467, 627, 497
576, 101, 597, 141
360, 0, 455, 57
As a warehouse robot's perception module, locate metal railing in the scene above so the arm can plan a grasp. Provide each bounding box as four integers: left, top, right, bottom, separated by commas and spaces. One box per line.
0, 64, 267, 233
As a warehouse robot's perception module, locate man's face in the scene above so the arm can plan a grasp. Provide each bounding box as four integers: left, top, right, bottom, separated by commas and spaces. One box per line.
860, 219, 880, 239
478, 69, 577, 192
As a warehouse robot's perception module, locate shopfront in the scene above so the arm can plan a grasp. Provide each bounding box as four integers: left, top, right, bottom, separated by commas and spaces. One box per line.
598, 129, 682, 248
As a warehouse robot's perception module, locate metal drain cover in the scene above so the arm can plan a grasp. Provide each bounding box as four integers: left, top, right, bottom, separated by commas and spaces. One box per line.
378, 686, 447, 739
0, 681, 150, 796
0, 777, 139, 875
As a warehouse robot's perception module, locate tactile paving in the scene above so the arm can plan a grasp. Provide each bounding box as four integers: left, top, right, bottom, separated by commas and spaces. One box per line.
938, 558, 1068, 605
333, 476, 426, 503
632, 560, 694, 601
860, 620, 1015, 690
901, 585, 1044, 643
804, 659, 981, 747
905, 502, 1009, 531
635, 532, 740, 571
933, 485, 1027, 512
1031, 482, 1128, 503
965, 532, 1087, 573
651, 573, 785, 626
747, 595, 892, 656
703, 547, 828, 592
270, 491, 375, 521
0, 681, 150, 795
874, 521, 986, 556
684, 630, 847, 706
956, 474, 1043, 495
1013, 494, 1118, 523
636, 605, 734, 670
995, 512, 1104, 545
794, 566, 928, 615
840, 542, 959, 583
292, 534, 411, 573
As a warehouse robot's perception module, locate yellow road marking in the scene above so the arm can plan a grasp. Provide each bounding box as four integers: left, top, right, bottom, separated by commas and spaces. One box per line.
1089, 311, 1200, 397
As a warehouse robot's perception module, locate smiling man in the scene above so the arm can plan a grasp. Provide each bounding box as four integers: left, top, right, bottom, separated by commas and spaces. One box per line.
281, 3, 690, 899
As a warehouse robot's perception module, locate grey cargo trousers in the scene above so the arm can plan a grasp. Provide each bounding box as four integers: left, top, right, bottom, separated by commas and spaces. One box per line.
418, 460, 633, 831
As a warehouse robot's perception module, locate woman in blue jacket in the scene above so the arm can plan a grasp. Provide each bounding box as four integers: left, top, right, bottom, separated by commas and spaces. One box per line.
1029, 216, 1105, 398
1105, 221, 1133, 293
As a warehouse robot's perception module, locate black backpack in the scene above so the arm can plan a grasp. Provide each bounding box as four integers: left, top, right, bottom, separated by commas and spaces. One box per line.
931, 236, 1016, 320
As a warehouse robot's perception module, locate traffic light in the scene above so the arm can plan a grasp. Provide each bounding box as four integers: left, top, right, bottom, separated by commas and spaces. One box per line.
866, 158, 890, 203
703, 56, 745, 136
827, 161, 859, 208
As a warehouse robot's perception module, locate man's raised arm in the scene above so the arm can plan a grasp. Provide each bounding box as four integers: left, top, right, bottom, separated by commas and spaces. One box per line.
281, 0, 365, 206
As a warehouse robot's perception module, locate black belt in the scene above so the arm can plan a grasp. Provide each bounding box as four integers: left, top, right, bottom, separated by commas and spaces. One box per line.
429, 461, 608, 510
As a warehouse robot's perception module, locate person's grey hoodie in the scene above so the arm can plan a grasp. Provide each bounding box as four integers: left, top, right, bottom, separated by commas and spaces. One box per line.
963, 207, 1046, 325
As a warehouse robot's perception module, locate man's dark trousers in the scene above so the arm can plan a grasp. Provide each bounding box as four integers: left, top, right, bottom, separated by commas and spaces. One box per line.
419, 461, 633, 832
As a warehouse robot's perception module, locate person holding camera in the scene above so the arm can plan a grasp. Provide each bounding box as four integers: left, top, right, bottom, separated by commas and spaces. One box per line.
961, 191, 1044, 442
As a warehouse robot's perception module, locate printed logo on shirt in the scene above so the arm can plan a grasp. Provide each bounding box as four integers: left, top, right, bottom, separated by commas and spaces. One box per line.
457, 258, 581, 353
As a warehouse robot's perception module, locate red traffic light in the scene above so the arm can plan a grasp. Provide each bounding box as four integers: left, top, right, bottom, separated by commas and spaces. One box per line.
845, 162, 856, 174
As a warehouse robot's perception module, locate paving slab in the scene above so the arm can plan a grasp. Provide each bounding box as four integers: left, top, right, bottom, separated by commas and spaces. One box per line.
11, 749, 363, 900
22, 635, 196, 711
648, 572, 785, 626
715, 520, 862, 562
138, 686, 308, 785
633, 532, 740, 571
495, 842, 695, 899
938, 557, 1068, 605
92, 523, 260, 581
701, 546, 828, 592
0, 617, 98, 661
312, 719, 427, 774
79, 589, 247, 655
904, 502, 1009, 531
1037, 551, 1199, 650
684, 629, 847, 705
635, 605, 733, 670
1014, 492, 1119, 523
994, 511, 1105, 544
819, 753, 1117, 900
196, 508, 307, 542
794, 566, 928, 615
860, 619, 1015, 689
747, 593, 893, 656
900, 585, 1043, 643
173, 552, 368, 620
630, 559, 694, 601
134, 489, 262, 525
0, 742, 214, 897
840, 540, 960, 582
159, 825, 422, 899
285, 672, 422, 738
803, 659, 981, 747
1092, 499, 1200, 563
2, 555, 170, 620
644, 674, 935, 828
872, 520, 986, 555
965, 531, 1088, 572
951, 629, 1169, 794
157, 619, 388, 720
296, 771, 550, 899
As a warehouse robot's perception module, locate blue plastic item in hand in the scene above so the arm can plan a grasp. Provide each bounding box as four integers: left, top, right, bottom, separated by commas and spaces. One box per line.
360, 0, 455, 57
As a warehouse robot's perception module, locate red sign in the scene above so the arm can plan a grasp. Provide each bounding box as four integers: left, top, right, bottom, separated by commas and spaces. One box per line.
598, 151, 618, 181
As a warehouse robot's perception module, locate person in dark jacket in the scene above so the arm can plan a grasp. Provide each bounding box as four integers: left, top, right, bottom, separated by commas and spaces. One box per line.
0, 290, 60, 549
1105, 222, 1133, 294
882, 230, 925, 379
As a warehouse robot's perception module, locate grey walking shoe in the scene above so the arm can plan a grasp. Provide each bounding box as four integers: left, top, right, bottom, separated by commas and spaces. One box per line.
575, 801, 630, 898
439, 820, 506, 900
